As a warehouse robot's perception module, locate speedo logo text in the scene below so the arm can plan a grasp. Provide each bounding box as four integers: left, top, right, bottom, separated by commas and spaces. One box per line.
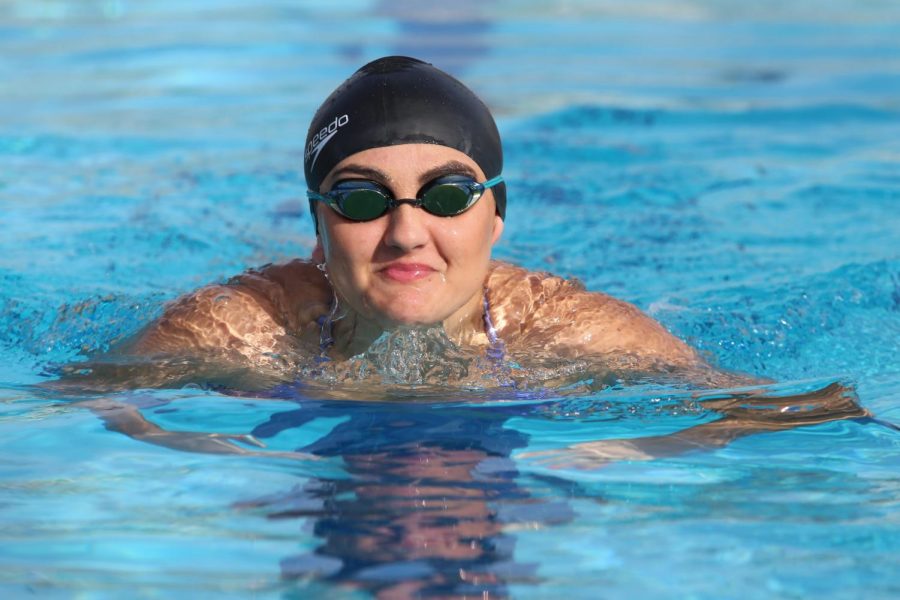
305, 114, 350, 169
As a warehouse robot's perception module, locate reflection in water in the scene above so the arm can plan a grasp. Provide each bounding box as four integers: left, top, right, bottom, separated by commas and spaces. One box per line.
226, 379, 871, 596
54, 319, 875, 597
241, 401, 571, 598
69, 371, 874, 596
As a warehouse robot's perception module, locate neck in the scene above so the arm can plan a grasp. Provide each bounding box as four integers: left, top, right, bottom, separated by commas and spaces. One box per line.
326, 291, 489, 360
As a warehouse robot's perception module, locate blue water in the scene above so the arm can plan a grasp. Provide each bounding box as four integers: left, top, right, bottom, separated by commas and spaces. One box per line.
2, 1, 900, 598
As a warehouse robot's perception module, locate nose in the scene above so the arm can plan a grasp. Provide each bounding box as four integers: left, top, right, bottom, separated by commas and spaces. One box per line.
383, 202, 429, 252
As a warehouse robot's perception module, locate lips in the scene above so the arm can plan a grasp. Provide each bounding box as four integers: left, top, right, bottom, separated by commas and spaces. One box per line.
379, 262, 437, 283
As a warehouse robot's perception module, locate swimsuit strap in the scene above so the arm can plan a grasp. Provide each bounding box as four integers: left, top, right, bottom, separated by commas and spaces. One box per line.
482, 294, 500, 345
483, 292, 506, 362
317, 313, 334, 354
316, 290, 340, 361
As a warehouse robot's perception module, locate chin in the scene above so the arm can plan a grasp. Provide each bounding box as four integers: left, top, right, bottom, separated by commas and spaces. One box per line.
366, 290, 449, 328
377, 309, 444, 328
369, 298, 448, 328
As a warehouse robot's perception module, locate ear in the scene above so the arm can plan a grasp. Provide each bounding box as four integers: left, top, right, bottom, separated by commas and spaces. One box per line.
490, 215, 504, 245
311, 238, 325, 263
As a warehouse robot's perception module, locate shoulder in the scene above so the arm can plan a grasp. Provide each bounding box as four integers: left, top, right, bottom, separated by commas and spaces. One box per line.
485, 261, 699, 368
485, 261, 584, 332
131, 259, 331, 358
228, 259, 332, 329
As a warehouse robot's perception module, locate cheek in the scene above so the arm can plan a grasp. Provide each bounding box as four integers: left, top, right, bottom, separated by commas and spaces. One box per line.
438, 210, 497, 260
323, 221, 369, 262
321, 220, 384, 289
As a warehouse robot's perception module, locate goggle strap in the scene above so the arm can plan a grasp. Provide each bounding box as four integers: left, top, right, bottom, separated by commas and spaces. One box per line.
481, 175, 504, 190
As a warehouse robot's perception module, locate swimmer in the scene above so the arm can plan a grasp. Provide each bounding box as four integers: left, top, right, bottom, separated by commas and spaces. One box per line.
61, 56, 872, 463
119, 55, 706, 387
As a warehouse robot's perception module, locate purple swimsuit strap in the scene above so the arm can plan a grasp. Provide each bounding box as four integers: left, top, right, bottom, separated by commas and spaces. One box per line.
483, 292, 506, 362
482, 294, 500, 345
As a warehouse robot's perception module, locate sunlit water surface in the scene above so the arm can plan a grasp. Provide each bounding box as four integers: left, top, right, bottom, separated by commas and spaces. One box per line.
2, 1, 899, 598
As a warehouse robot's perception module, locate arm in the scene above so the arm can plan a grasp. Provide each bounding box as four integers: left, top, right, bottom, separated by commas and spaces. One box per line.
78, 397, 313, 458
519, 382, 871, 468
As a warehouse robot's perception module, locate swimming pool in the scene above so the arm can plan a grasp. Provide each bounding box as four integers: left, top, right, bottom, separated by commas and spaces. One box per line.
2, 0, 899, 597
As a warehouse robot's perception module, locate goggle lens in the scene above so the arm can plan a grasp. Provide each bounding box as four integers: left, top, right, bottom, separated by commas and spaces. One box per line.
341, 189, 390, 221
421, 182, 473, 216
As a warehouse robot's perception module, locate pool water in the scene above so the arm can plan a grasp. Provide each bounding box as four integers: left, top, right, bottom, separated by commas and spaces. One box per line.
2, 1, 900, 598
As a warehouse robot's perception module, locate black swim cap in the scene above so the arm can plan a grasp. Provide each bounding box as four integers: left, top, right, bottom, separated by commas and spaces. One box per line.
304, 56, 505, 226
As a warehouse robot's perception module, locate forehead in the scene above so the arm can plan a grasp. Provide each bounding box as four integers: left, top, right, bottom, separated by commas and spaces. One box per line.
321, 144, 486, 188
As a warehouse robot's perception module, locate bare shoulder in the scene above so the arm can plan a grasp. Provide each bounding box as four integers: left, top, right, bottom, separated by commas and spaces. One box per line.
228, 259, 332, 328
485, 261, 699, 368
130, 259, 331, 359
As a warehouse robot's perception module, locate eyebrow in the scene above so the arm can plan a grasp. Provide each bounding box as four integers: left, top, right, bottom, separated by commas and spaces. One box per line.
329, 164, 391, 183
418, 161, 478, 183
329, 160, 479, 187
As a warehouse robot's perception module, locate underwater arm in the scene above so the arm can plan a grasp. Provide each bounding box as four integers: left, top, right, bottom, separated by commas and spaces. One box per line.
668, 381, 872, 447
78, 397, 311, 457
79, 397, 265, 455
521, 382, 870, 467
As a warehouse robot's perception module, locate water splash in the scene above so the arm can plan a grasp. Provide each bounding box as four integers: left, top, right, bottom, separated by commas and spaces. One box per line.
305, 325, 493, 388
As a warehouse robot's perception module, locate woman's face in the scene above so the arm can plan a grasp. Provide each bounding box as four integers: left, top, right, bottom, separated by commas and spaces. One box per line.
313, 144, 504, 329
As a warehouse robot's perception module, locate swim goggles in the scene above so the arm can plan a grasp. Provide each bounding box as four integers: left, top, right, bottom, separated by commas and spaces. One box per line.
307, 174, 504, 222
